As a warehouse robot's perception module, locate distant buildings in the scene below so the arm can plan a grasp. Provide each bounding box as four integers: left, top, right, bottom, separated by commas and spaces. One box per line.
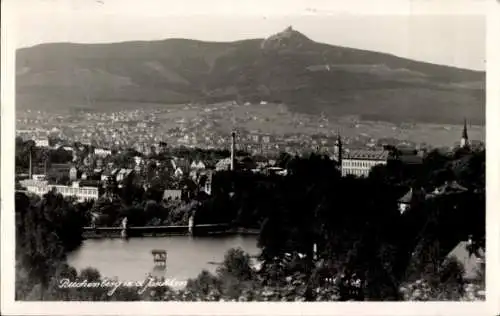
266, 167, 288, 176
95, 148, 112, 157
216, 158, 232, 171
116, 169, 134, 182
35, 138, 49, 148
190, 160, 206, 170
163, 189, 183, 201
69, 166, 80, 181
32, 174, 47, 181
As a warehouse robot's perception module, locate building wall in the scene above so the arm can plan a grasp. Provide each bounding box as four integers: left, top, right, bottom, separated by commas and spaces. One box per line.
163, 190, 182, 200
398, 202, 410, 214
341, 159, 387, 177
95, 149, 112, 157
25, 184, 99, 202
35, 139, 49, 147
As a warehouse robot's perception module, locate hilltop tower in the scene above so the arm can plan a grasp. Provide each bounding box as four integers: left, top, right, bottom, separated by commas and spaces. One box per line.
460, 118, 469, 148
230, 131, 236, 171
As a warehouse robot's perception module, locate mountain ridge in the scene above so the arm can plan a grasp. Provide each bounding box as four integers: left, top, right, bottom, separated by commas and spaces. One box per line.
16, 27, 485, 125
17, 37, 483, 74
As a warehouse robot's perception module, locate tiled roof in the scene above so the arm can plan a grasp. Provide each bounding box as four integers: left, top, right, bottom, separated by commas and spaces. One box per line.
398, 189, 413, 203
400, 155, 423, 164
447, 241, 485, 280
118, 168, 133, 175
435, 181, 468, 194
216, 158, 232, 167
19, 179, 49, 187
344, 149, 389, 161
425, 181, 468, 199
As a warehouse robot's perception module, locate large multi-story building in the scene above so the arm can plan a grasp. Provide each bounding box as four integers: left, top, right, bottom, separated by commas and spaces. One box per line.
20, 180, 99, 202
341, 149, 390, 177
333, 135, 390, 177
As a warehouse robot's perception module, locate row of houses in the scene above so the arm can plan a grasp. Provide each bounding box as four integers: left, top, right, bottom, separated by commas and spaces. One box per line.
397, 181, 469, 214
69, 166, 135, 183
18, 176, 202, 203
30, 137, 114, 158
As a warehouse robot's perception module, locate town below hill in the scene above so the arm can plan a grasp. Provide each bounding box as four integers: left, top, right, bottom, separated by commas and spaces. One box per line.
16, 102, 485, 156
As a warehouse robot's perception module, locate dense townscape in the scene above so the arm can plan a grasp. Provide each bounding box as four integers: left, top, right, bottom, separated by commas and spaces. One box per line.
16, 103, 484, 158
15, 119, 485, 301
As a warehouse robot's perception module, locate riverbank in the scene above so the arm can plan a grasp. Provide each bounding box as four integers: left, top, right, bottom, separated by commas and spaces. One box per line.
82, 225, 260, 239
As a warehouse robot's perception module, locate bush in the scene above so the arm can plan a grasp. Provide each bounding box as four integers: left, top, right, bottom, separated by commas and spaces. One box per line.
217, 248, 255, 281
186, 270, 221, 297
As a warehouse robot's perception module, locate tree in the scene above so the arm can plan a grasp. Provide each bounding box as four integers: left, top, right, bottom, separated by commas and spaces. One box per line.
217, 248, 255, 281
16, 192, 67, 299
186, 270, 221, 298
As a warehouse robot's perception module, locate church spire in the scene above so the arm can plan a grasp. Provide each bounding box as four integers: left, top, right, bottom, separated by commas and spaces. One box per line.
462, 118, 468, 139
334, 131, 343, 170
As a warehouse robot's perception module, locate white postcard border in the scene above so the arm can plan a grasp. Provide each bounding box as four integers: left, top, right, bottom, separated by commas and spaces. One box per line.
1, 0, 498, 315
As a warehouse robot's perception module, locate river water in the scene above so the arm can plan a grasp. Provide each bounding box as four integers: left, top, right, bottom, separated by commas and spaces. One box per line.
67, 235, 259, 284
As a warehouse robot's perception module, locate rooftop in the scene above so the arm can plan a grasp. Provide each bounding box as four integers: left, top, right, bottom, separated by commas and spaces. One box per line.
398, 188, 413, 204
344, 149, 390, 161
426, 181, 469, 198
446, 241, 484, 280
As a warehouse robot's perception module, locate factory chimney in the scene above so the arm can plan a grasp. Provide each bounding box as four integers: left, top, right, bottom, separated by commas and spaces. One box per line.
230, 131, 236, 171
28, 148, 33, 179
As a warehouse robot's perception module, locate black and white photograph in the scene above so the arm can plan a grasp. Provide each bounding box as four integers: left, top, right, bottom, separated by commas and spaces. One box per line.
1, 0, 497, 314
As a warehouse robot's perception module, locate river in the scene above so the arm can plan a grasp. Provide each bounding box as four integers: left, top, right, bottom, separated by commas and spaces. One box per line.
67, 235, 259, 284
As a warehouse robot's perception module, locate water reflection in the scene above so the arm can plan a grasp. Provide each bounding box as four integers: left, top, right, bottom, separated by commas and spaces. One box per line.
67, 235, 259, 282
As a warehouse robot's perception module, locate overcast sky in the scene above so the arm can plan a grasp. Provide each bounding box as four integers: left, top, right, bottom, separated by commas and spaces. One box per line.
9, 0, 486, 70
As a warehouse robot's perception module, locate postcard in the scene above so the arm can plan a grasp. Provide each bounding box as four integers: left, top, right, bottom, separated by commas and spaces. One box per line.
1, 0, 498, 315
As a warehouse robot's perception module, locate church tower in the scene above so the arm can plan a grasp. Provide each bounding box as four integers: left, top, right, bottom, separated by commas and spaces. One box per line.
230, 131, 236, 171
460, 118, 469, 148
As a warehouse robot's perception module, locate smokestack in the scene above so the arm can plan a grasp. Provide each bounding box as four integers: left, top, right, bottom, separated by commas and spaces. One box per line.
28, 148, 33, 179
230, 131, 236, 171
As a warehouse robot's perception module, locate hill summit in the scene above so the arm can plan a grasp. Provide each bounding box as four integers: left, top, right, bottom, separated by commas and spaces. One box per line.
261, 26, 313, 50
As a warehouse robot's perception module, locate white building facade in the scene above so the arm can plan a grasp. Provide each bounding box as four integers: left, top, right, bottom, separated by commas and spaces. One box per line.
21, 180, 99, 202
340, 150, 389, 177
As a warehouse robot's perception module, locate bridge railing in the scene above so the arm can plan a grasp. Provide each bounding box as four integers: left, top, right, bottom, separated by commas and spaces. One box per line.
83, 223, 231, 230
